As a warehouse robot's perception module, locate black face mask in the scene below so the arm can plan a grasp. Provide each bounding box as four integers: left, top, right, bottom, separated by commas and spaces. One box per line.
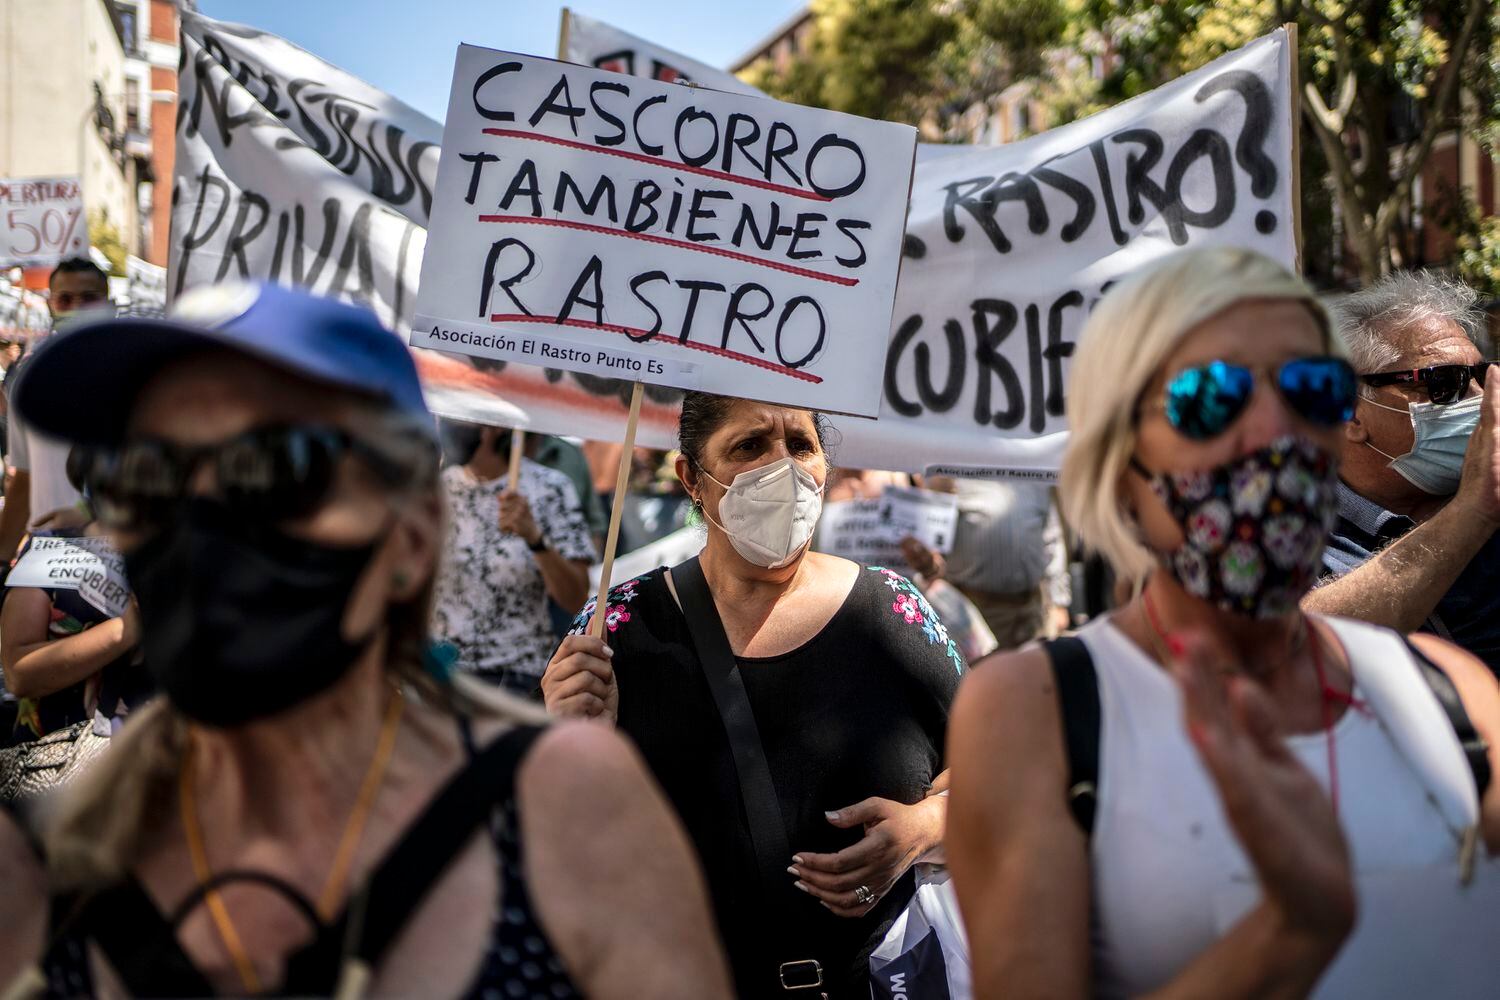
124, 500, 383, 727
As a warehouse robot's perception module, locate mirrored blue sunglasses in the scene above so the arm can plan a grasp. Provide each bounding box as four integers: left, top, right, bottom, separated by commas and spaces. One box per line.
1154, 357, 1357, 440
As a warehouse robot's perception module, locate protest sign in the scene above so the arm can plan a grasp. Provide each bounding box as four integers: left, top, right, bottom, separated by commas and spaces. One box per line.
412, 46, 918, 418
815, 486, 958, 567
0, 177, 87, 269
173, 12, 1293, 476
171, 11, 438, 326
6, 535, 130, 619
125, 255, 167, 316
561, 9, 765, 97
883, 485, 959, 553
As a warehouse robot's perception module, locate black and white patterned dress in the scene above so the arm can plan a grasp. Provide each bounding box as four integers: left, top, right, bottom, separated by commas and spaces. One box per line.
434, 460, 594, 680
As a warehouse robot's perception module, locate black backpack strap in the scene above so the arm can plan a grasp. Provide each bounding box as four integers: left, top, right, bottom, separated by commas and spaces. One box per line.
282, 723, 545, 993
1402, 638, 1492, 801
671, 557, 792, 887
52, 881, 216, 997
1042, 636, 1101, 836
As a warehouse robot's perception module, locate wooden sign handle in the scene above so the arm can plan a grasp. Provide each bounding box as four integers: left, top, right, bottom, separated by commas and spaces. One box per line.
591, 382, 645, 639
507, 429, 525, 485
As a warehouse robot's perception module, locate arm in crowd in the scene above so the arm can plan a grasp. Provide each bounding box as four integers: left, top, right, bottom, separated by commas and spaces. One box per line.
520, 721, 733, 999
498, 488, 591, 614
1304, 375, 1500, 631
1301, 500, 1492, 632
0, 468, 30, 566
949, 643, 1353, 1000
0, 588, 138, 699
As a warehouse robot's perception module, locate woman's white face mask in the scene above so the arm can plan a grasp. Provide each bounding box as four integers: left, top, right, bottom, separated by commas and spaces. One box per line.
698, 457, 825, 568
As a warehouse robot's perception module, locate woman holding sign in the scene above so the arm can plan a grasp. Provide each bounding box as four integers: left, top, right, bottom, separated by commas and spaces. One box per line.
544, 391, 964, 998
0, 283, 731, 999
947, 248, 1500, 998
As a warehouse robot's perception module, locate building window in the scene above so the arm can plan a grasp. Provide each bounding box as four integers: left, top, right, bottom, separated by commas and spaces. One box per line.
116, 2, 140, 55
125, 78, 141, 133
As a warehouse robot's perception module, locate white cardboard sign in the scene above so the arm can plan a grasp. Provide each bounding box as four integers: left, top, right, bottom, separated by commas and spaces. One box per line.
411, 46, 918, 418
7, 535, 130, 619
0, 177, 87, 269
815, 486, 958, 567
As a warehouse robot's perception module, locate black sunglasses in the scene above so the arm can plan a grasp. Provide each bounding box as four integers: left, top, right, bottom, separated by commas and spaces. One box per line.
1360, 362, 1495, 405
1142, 356, 1357, 441
80, 424, 421, 531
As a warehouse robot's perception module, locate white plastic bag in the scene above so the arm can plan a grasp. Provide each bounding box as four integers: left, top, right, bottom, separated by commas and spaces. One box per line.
869, 865, 972, 999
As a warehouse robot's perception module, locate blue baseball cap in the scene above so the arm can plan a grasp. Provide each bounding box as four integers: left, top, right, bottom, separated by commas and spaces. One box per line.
14, 281, 434, 446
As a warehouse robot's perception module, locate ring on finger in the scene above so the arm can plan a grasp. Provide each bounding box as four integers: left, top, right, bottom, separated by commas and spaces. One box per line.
853, 884, 875, 905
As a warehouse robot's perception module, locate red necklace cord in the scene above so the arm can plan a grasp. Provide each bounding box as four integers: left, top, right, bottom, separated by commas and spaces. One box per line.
1141, 585, 1346, 816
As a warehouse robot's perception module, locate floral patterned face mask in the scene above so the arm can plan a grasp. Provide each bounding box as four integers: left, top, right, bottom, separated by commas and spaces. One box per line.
1136, 435, 1339, 619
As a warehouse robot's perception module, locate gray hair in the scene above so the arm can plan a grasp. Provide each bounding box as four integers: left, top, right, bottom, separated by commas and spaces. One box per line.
1330, 271, 1487, 374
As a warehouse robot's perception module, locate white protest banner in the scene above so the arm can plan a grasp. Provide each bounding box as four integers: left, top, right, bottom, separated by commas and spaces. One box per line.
6, 535, 130, 619
0, 177, 87, 268
847, 28, 1295, 475
412, 46, 917, 418
172, 11, 436, 333
561, 9, 765, 97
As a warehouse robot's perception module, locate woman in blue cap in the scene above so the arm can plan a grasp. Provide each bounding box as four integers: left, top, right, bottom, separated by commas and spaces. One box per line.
0, 282, 731, 998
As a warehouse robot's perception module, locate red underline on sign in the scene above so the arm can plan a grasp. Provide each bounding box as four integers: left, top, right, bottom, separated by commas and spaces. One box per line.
486, 313, 824, 384
479, 128, 832, 202
476, 214, 859, 287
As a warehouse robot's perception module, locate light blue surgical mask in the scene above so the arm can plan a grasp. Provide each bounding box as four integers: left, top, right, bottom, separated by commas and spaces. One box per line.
1364, 394, 1481, 495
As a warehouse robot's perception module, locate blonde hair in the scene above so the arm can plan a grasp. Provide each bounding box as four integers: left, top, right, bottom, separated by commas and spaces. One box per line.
41, 403, 548, 891
1058, 247, 1340, 585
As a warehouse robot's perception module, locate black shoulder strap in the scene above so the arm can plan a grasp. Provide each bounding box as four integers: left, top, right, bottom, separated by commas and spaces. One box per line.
1042, 636, 1101, 836
671, 557, 792, 892
55, 882, 216, 998
1402, 638, 1492, 801
284, 723, 545, 992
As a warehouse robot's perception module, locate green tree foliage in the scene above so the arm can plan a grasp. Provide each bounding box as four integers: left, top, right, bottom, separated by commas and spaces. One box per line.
749, 0, 1500, 286
87, 209, 127, 276
743, 0, 1069, 136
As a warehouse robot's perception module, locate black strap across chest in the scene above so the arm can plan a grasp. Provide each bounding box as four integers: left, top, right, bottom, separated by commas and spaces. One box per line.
672, 556, 793, 893
50, 722, 544, 997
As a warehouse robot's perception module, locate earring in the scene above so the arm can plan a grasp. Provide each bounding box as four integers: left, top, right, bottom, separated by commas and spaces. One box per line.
392, 569, 411, 590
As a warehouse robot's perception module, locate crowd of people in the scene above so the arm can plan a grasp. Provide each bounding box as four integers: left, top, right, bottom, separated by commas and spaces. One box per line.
0, 245, 1489, 997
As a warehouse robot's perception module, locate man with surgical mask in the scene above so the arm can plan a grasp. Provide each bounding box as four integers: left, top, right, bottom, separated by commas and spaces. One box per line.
1304, 270, 1500, 675
0, 257, 114, 568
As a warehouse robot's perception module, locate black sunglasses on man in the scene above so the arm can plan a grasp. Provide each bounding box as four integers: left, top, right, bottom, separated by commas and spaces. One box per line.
1360, 362, 1497, 406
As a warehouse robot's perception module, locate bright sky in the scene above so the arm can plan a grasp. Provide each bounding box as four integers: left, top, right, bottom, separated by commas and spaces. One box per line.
197, 1, 804, 121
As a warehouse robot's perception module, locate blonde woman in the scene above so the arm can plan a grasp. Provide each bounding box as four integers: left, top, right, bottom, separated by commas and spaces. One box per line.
0, 283, 731, 998
947, 248, 1500, 999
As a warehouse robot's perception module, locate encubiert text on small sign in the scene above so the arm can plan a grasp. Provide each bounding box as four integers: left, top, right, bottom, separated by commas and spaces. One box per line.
411, 46, 917, 418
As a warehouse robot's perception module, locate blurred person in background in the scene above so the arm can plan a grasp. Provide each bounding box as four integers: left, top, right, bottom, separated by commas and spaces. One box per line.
1304, 272, 1500, 676
949, 247, 1500, 999
433, 422, 593, 696
0, 257, 112, 567
0, 282, 731, 998
0, 447, 148, 748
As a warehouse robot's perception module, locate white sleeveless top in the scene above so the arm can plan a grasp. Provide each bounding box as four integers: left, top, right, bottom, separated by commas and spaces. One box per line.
1077, 614, 1500, 999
